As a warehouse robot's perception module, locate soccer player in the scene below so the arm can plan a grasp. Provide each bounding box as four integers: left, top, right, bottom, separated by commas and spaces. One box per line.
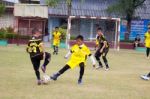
144, 27, 150, 59
26, 29, 51, 85
95, 34, 99, 50
52, 27, 61, 55
50, 35, 96, 84
94, 27, 110, 70
141, 73, 150, 80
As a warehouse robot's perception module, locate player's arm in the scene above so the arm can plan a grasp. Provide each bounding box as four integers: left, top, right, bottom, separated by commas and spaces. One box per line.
100, 41, 107, 53
64, 50, 72, 59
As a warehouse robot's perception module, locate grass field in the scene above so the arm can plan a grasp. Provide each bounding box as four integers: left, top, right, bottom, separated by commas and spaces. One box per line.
0, 45, 150, 99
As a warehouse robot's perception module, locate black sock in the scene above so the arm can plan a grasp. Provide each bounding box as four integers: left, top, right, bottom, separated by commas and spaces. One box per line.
79, 63, 84, 81
58, 65, 70, 75
42, 52, 51, 68
35, 70, 40, 80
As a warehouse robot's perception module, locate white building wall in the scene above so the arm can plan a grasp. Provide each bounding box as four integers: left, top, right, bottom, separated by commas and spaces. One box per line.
0, 13, 15, 28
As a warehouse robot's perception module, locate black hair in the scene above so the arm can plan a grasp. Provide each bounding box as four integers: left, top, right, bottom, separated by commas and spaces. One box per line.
55, 27, 59, 29
97, 27, 102, 31
76, 35, 84, 41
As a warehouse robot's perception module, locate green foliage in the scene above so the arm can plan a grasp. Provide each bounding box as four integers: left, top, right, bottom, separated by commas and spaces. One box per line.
70, 36, 76, 40
46, 0, 60, 7
0, 3, 5, 16
107, 0, 146, 18
59, 28, 67, 41
0, 27, 30, 40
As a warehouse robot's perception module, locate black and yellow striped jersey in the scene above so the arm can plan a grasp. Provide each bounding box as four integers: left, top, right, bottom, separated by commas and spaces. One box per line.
26, 36, 43, 57
97, 35, 109, 48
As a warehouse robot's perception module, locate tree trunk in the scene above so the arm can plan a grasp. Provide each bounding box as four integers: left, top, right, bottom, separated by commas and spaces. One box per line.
66, 3, 72, 49
125, 13, 132, 40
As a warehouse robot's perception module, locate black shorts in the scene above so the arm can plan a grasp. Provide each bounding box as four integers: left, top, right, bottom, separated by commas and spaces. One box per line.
30, 54, 43, 70
95, 47, 109, 57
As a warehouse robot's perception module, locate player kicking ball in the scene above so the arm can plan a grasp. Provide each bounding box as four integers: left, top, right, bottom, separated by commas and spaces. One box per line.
141, 73, 150, 80
50, 35, 96, 84
26, 29, 51, 85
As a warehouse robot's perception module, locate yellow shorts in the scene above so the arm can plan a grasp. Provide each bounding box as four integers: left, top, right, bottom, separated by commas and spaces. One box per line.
53, 41, 60, 46
66, 59, 85, 69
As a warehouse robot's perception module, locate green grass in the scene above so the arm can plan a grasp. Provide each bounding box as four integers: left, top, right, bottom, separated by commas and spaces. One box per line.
0, 45, 150, 99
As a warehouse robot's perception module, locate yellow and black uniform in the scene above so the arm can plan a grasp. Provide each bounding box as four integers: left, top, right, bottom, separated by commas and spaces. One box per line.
26, 37, 43, 58
26, 37, 51, 80
95, 35, 109, 69
145, 32, 150, 57
52, 31, 61, 54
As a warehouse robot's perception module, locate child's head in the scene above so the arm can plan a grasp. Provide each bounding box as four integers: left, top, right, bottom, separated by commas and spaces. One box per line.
97, 27, 103, 36
32, 28, 41, 37
55, 27, 59, 32
75, 35, 84, 46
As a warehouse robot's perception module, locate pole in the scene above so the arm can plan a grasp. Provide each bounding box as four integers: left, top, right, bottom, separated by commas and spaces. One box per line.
66, 16, 71, 49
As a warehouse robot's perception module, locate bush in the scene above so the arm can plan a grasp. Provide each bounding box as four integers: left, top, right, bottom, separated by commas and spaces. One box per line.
70, 36, 76, 40
0, 27, 30, 40
59, 28, 67, 41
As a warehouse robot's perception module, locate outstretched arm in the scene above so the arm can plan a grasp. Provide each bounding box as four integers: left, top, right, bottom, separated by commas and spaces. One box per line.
64, 50, 72, 59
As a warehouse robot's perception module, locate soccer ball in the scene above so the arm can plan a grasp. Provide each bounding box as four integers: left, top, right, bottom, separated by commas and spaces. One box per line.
43, 74, 50, 84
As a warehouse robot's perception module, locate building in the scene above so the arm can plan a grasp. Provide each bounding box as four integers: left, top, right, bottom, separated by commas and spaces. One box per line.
39, 0, 150, 49
0, 0, 15, 29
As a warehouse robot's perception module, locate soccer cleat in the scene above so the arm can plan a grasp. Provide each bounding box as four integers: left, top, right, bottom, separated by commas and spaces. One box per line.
37, 80, 43, 85
78, 79, 83, 85
141, 75, 150, 80
105, 67, 109, 71
50, 73, 59, 81
96, 66, 103, 69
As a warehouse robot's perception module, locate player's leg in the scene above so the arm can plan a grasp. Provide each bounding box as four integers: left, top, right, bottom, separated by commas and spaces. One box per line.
53, 45, 56, 54
50, 64, 70, 80
146, 47, 150, 58
31, 57, 41, 85
55, 46, 58, 55
102, 48, 109, 70
95, 48, 103, 68
78, 62, 84, 84
41, 52, 51, 73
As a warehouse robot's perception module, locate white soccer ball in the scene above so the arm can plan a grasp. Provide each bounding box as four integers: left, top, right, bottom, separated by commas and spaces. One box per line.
43, 74, 50, 84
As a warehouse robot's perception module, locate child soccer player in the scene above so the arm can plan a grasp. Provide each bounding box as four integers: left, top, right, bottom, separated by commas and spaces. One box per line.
52, 27, 61, 55
144, 27, 150, 59
141, 73, 150, 80
26, 29, 51, 85
94, 27, 110, 70
50, 35, 96, 84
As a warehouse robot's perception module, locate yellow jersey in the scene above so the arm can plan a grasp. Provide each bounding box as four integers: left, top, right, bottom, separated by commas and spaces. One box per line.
53, 31, 61, 41
67, 44, 91, 69
145, 32, 150, 48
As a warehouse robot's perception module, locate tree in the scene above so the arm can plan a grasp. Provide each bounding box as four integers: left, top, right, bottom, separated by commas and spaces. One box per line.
107, 0, 146, 40
46, 0, 83, 48
0, 3, 5, 16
